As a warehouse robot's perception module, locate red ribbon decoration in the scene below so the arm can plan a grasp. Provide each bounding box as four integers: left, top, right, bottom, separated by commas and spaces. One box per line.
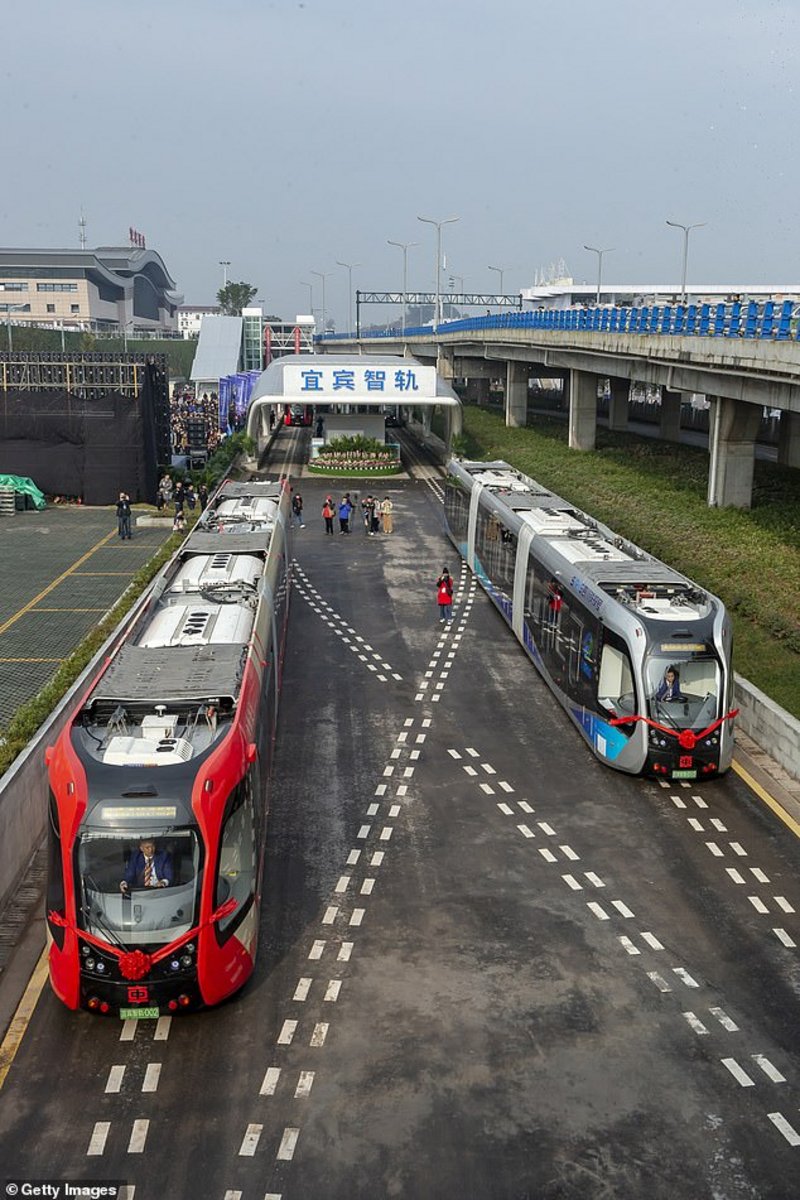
609, 708, 739, 751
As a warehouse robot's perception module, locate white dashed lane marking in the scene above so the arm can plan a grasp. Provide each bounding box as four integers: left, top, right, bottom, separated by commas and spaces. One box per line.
260, 1067, 281, 1095
105, 1066, 125, 1093
127, 1119, 149, 1154
721, 1058, 755, 1087
87, 1122, 110, 1156
238, 1124, 263, 1156
768, 1113, 800, 1146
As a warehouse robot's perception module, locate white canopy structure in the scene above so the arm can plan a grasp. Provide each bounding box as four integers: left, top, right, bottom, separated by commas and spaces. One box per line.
245, 353, 462, 448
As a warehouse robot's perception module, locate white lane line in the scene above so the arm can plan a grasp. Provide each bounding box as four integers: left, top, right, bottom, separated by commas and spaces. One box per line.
465, 747, 479, 757
752, 1055, 786, 1083
648, 972, 672, 993
154, 1015, 171, 1041
120, 1020, 136, 1042
584, 872, 605, 888
396, 785, 408, 796
587, 902, 609, 920
710, 818, 728, 832
539, 848, 557, 863
389, 803, 402, 816
673, 967, 699, 988
405, 718, 415, 727
350, 909, 365, 926
499, 781, 514, 793
293, 978, 312, 1001
670, 796, 687, 809
768, 1112, 800, 1146
361, 878, 376, 895
480, 783, 495, 795
403, 767, 415, 778
397, 732, 408, 743
324, 980, 342, 1002
260, 1067, 281, 1095
105, 1066, 125, 1094
409, 751, 421, 762
422, 719, 432, 727
416, 734, 426, 743
559, 845, 579, 861
277, 1020, 298, 1045
688, 818, 704, 832
295, 1071, 315, 1099
517, 800, 534, 813
750, 867, 770, 883
223, 1192, 241, 1200
709, 1007, 739, 1032
517, 824, 535, 839
619, 936, 640, 956
730, 842, 748, 857
310, 1023, 329, 1047
390, 749, 401, 760
562, 874, 582, 890
347, 850, 361, 865
726, 868, 746, 884
774, 928, 797, 947
323, 906, 338, 925
335, 876, 350, 894
128, 1119, 149, 1154
367, 800, 381, 813
142, 1063, 161, 1093
383, 766, 394, 777
721, 1058, 755, 1087
611, 900, 635, 918
683, 1012, 709, 1035
463, 765, 478, 777
538, 822, 556, 836
692, 795, 708, 809
775, 896, 795, 913
357, 825, 371, 839
497, 803, 514, 816
338, 943, 354, 962
239, 1124, 263, 1156
87, 1122, 110, 1156
641, 932, 664, 951
379, 827, 393, 841
705, 842, 724, 857
481, 763, 496, 775
748, 895, 769, 914
371, 851, 384, 867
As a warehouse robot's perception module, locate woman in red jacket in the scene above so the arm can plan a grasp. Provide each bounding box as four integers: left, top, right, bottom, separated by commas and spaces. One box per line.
436, 568, 454, 623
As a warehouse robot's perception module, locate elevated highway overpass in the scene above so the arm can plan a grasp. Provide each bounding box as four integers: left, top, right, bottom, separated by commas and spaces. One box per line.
319, 300, 800, 508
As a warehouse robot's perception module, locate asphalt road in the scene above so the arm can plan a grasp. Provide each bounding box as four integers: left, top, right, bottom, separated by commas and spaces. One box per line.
1, 429, 799, 1200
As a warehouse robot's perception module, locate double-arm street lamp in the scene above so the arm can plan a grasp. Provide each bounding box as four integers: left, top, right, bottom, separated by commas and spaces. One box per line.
387, 239, 418, 337
336, 260, 362, 336
2, 302, 27, 352
583, 245, 614, 305
219, 260, 231, 288
310, 270, 331, 335
488, 264, 508, 295
299, 280, 314, 320
417, 215, 460, 330
665, 220, 706, 304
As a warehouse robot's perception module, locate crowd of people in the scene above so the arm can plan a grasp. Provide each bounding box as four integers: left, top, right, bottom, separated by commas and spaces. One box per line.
157, 472, 209, 532
170, 386, 225, 456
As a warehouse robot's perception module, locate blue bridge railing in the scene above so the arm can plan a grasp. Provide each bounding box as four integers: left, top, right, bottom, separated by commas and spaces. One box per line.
318, 298, 800, 344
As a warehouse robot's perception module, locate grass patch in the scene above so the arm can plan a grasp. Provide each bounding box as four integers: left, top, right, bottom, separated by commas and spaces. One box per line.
460, 406, 800, 718
306, 465, 401, 477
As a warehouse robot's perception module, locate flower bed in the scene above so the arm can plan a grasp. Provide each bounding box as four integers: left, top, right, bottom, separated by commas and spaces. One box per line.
309, 436, 401, 475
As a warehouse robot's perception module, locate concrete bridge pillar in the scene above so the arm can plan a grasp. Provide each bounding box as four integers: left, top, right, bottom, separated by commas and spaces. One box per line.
437, 348, 455, 381
505, 361, 528, 427
777, 411, 800, 468
464, 377, 491, 405
608, 377, 630, 431
660, 389, 683, 442
708, 396, 762, 508
568, 369, 597, 451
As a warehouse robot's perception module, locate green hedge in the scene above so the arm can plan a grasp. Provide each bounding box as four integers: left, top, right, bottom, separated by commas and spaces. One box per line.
459, 406, 800, 718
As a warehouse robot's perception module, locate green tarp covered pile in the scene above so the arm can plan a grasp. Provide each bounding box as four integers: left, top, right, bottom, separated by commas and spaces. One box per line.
0, 474, 47, 510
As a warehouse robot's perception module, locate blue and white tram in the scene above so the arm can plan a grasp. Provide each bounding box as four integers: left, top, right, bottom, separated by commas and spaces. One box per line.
444, 460, 737, 779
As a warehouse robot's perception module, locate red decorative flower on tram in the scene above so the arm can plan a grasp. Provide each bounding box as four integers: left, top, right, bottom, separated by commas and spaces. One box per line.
118, 949, 152, 981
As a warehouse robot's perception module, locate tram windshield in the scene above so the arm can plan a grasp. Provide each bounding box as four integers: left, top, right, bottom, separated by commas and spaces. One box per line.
75, 828, 202, 947
645, 653, 723, 731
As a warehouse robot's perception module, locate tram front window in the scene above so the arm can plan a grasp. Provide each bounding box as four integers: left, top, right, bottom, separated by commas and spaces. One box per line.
646, 655, 722, 730
76, 828, 202, 946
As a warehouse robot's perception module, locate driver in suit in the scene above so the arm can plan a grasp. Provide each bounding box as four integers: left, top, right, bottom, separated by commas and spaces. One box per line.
120, 838, 173, 892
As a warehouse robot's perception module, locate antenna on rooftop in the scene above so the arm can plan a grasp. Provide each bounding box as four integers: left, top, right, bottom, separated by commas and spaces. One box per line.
78, 209, 87, 250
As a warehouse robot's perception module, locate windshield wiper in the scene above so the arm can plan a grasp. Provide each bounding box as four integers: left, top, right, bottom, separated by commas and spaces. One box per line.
81, 875, 125, 949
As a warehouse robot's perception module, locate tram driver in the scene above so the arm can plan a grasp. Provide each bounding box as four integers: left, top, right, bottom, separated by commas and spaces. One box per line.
119, 838, 174, 892
655, 665, 686, 702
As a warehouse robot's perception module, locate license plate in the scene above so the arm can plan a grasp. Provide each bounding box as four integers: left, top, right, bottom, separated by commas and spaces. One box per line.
672, 769, 697, 779
120, 1006, 160, 1020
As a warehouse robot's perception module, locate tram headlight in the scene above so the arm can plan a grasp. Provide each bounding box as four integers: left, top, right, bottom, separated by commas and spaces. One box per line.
81, 944, 91, 957
186, 943, 196, 954
95, 960, 107, 975
85, 957, 96, 971
169, 958, 181, 972
180, 955, 193, 969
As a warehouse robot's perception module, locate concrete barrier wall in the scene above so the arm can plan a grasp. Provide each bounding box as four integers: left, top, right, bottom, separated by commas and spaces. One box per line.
734, 674, 800, 782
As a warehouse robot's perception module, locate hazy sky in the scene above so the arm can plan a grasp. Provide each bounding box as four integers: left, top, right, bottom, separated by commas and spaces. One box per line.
2, 0, 799, 327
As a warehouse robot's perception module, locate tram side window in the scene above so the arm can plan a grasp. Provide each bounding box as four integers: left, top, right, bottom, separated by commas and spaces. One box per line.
215, 783, 257, 938
475, 509, 514, 592
597, 640, 637, 726
444, 481, 470, 541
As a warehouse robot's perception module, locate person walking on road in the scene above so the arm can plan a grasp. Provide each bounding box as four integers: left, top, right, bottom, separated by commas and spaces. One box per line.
338, 494, 353, 534
322, 496, 335, 535
116, 492, 132, 540
380, 496, 394, 534
436, 567, 454, 623
292, 492, 305, 528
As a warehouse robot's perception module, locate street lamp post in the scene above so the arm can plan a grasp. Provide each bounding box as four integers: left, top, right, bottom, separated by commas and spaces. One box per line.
299, 280, 314, 320
417, 215, 460, 330
310, 270, 331, 334
3, 303, 26, 353
336, 260, 362, 336
488, 265, 508, 308
387, 239, 418, 336
665, 221, 706, 304
583, 245, 614, 305
219, 260, 231, 288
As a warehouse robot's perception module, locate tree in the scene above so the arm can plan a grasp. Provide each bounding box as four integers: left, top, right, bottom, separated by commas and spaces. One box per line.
217, 281, 258, 315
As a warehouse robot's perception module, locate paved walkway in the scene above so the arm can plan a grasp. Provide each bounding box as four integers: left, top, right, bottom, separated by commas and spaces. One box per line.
0, 505, 172, 728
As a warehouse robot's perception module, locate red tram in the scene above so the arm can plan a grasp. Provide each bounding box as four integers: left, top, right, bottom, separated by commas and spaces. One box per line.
45, 479, 291, 1016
